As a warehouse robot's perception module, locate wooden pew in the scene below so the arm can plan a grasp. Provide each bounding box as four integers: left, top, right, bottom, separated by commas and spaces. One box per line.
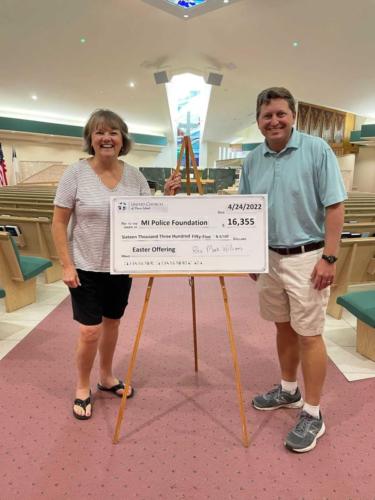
345, 213, 375, 223
342, 222, 375, 234
0, 215, 61, 283
0, 232, 52, 312
0, 200, 53, 210
327, 237, 375, 319
0, 207, 54, 219
344, 207, 375, 214
337, 291, 375, 361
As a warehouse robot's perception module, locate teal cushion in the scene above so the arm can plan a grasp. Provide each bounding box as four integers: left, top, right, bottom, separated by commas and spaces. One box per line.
19, 255, 52, 280
337, 291, 375, 328
0, 288, 5, 298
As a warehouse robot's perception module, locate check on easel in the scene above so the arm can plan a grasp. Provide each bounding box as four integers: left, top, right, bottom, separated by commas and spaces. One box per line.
110, 194, 268, 275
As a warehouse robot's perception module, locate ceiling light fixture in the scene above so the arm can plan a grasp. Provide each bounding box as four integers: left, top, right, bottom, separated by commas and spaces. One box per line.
80, 37, 86, 44
292, 41, 299, 47
184, 14, 189, 18
31, 95, 38, 101
224, 0, 229, 3
129, 81, 135, 88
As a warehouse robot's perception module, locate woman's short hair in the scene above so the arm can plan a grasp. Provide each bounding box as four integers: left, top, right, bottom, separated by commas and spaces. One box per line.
83, 109, 132, 156
256, 87, 296, 119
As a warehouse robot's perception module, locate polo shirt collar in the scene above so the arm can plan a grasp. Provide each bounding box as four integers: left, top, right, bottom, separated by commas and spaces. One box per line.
262, 128, 300, 156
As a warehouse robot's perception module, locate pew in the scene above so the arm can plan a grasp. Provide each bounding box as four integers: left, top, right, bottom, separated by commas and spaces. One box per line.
337, 291, 375, 361
345, 213, 375, 223
342, 222, 375, 234
0, 215, 61, 283
327, 237, 375, 319
0, 232, 52, 312
0, 207, 54, 219
0, 200, 53, 210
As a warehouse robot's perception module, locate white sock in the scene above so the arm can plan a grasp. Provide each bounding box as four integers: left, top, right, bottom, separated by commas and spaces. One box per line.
281, 379, 298, 395
303, 402, 320, 419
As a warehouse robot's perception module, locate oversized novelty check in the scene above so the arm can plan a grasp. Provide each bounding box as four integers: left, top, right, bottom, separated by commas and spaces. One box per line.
110, 195, 268, 275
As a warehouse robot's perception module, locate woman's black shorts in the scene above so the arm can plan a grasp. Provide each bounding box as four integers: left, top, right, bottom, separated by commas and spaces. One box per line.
69, 269, 132, 326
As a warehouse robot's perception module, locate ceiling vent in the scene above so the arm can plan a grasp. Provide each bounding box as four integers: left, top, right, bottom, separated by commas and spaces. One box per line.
206, 72, 223, 86
153, 71, 170, 84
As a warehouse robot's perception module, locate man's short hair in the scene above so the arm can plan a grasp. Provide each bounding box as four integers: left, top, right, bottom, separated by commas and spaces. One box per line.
256, 87, 296, 119
83, 109, 132, 156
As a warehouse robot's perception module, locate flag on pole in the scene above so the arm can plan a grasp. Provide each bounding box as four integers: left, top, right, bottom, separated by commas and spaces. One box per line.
11, 146, 20, 185
0, 142, 8, 186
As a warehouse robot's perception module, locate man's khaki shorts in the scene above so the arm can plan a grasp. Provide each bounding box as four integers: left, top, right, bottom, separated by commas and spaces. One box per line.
256, 249, 330, 336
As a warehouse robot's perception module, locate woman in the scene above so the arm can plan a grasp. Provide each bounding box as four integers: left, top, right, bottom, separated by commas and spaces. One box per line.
52, 109, 180, 420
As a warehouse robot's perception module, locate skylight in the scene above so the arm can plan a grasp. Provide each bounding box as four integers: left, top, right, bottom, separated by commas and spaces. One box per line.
166, 73, 211, 166
166, 0, 207, 9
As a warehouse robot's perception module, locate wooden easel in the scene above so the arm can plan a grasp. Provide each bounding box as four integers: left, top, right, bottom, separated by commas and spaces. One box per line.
113, 137, 249, 447
175, 135, 204, 196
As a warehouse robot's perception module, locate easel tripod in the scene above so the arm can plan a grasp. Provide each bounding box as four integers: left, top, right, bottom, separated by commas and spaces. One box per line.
113, 136, 250, 447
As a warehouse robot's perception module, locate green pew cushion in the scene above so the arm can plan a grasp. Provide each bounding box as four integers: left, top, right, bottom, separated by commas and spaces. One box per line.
337, 291, 375, 328
0, 288, 5, 298
19, 255, 52, 281
8, 234, 52, 280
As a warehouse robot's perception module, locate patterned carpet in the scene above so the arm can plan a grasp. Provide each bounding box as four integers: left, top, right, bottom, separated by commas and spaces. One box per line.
0, 276, 374, 499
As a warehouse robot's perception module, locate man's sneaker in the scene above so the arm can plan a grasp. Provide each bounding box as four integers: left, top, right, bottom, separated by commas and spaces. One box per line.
252, 384, 303, 410
284, 411, 326, 453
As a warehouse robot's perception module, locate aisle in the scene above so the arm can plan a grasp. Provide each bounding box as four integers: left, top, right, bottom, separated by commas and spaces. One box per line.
0, 277, 374, 499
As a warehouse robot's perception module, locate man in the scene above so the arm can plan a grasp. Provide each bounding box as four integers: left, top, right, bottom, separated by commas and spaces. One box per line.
239, 87, 346, 452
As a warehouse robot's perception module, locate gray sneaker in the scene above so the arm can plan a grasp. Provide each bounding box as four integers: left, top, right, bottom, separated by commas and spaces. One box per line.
252, 384, 303, 410
285, 411, 326, 453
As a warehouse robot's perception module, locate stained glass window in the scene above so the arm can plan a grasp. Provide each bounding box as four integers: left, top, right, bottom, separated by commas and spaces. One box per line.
166, 0, 207, 9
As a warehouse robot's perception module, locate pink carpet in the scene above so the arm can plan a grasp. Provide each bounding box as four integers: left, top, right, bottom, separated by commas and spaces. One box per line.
1, 277, 374, 499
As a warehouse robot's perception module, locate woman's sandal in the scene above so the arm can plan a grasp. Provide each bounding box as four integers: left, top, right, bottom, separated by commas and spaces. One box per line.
73, 391, 92, 420
97, 380, 134, 398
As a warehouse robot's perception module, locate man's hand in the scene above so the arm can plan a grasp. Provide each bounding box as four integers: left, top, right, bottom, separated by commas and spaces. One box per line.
310, 259, 335, 290
164, 171, 182, 196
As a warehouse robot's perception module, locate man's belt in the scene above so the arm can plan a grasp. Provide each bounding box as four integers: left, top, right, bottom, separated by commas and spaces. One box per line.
269, 241, 324, 256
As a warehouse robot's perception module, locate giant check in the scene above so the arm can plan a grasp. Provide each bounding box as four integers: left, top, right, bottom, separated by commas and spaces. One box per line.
110, 195, 268, 274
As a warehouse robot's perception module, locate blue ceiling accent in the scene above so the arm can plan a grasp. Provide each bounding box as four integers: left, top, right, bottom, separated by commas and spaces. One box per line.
166, 0, 206, 9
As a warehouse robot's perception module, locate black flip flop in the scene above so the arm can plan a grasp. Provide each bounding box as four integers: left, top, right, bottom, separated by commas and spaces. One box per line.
73, 391, 92, 420
97, 380, 134, 398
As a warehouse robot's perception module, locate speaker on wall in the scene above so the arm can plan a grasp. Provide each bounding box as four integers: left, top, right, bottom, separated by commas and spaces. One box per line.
153, 71, 170, 84
206, 72, 223, 86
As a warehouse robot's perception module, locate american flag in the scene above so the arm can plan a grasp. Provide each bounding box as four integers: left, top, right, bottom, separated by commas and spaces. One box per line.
0, 142, 8, 186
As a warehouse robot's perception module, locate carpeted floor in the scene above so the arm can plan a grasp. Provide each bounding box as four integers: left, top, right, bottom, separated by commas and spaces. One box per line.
1, 277, 374, 499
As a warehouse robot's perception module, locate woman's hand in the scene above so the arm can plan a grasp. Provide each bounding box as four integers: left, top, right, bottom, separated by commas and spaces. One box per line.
62, 264, 81, 288
164, 171, 182, 196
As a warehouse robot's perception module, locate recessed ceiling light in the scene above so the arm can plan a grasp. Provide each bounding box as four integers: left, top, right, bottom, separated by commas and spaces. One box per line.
80, 37, 86, 44
292, 41, 299, 47
184, 14, 189, 18
224, 0, 229, 3
129, 81, 135, 88
31, 94, 38, 101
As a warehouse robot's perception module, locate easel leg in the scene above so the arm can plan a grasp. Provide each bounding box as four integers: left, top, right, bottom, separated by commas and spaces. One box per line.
218, 276, 249, 447
112, 277, 154, 444
189, 276, 198, 372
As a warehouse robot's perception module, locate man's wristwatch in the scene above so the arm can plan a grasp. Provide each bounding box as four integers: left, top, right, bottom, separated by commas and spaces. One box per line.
322, 254, 338, 264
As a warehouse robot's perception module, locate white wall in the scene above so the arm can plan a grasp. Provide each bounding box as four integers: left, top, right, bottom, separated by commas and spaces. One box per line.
353, 147, 375, 193
0, 134, 176, 183
337, 154, 355, 192
205, 141, 230, 168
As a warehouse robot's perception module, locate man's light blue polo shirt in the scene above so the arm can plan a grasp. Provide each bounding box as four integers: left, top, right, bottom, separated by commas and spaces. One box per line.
239, 129, 347, 247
